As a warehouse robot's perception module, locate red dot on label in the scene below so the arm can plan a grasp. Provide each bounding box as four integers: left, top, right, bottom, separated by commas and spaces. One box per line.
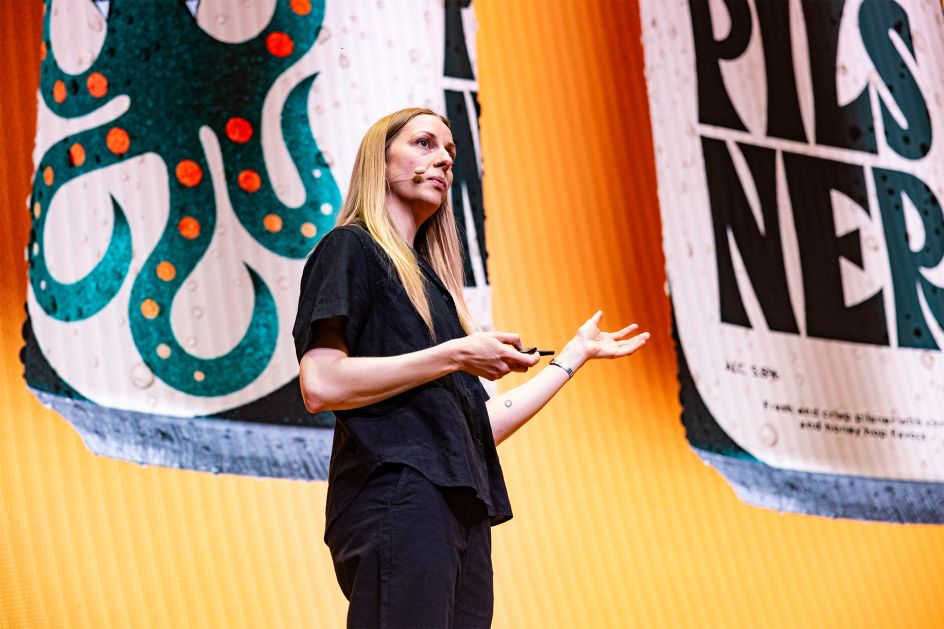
69, 143, 86, 166
290, 0, 312, 15
141, 299, 160, 319
266, 32, 295, 58
87, 72, 108, 98
238, 169, 262, 193
225, 117, 253, 144
53, 80, 66, 103
176, 160, 203, 187
106, 128, 130, 155
178, 216, 201, 240
263, 214, 283, 232
156, 261, 176, 281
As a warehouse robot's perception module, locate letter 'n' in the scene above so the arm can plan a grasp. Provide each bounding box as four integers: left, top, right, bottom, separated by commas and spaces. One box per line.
702, 138, 799, 333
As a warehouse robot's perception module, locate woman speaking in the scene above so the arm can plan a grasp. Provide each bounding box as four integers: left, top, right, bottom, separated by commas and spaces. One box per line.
293, 107, 649, 628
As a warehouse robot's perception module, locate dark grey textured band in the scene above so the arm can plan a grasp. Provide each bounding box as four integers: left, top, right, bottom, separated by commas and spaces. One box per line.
34, 389, 334, 481
695, 447, 944, 524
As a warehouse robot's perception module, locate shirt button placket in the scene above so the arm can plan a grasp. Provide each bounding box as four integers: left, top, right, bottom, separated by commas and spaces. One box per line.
464, 386, 486, 455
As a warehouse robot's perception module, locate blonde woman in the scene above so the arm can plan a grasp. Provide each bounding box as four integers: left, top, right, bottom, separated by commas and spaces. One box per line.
293, 107, 649, 628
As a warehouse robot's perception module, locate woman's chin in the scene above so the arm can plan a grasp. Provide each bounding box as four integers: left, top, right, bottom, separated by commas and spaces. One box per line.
413, 204, 441, 225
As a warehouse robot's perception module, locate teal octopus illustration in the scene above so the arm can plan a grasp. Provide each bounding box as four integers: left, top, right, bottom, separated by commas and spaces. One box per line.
29, 0, 340, 396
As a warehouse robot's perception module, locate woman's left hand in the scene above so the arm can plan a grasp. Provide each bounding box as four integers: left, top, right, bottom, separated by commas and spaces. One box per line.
557, 310, 649, 371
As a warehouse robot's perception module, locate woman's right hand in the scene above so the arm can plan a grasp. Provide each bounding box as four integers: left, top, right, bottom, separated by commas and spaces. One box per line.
447, 331, 541, 380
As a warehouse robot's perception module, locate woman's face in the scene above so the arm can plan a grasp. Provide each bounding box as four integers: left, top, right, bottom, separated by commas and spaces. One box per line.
385, 114, 455, 218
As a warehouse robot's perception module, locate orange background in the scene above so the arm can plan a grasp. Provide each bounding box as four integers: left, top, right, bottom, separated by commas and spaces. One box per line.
3, 2, 944, 628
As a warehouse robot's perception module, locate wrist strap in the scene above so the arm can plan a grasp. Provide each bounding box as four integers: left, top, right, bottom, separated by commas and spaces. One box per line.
549, 358, 574, 379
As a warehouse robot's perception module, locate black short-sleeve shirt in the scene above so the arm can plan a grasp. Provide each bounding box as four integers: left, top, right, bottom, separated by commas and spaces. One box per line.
293, 224, 512, 529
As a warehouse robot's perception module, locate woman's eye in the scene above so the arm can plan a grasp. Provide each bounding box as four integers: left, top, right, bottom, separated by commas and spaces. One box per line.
417, 138, 430, 148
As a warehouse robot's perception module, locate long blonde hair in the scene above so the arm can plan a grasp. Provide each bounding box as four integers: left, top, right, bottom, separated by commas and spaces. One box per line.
333, 107, 478, 341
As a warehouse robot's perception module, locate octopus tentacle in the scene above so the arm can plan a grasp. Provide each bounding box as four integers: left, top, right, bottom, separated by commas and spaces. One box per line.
127, 145, 277, 397
31, 194, 131, 322
29, 123, 138, 321
222, 74, 341, 259
39, 3, 120, 118
130, 258, 278, 396
35, 0, 335, 398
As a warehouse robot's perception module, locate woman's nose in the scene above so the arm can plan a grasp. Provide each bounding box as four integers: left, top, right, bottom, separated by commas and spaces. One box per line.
435, 149, 453, 171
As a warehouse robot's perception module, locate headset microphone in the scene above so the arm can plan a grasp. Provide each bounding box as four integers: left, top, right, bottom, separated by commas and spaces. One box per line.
385, 166, 431, 184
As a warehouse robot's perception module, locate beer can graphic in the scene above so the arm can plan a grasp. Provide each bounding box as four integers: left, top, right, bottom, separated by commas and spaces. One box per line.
640, 0, 944, 522
22, 0, 489, 480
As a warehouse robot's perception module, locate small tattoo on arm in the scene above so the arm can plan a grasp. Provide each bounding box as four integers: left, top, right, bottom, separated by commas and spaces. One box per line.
504, 399, 512, 408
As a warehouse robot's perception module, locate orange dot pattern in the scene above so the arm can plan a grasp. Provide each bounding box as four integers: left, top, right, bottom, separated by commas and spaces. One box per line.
177, 216, 201, 240
33, 203, 41, 219
238, 169, 262, 193
68, 143, 86, 167
39, 41, 46, 60
290, 0, 312, 15
53, 80, 66, 103
156, 261, 177, 281
263, 214, 283, 233
106, 128, 130, 155
175, 160, 203, 187
41, 22, 300, 398
225, 117, 253, 143
140, 299, 160, 319
87, 72, 108, 98
266, 32, 294, 57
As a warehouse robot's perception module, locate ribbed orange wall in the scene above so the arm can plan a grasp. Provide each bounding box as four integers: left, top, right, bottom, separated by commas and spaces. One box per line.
3, 2, 944, 628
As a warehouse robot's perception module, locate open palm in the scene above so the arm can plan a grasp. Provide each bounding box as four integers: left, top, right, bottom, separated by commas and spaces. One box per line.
573, 310, 649, 360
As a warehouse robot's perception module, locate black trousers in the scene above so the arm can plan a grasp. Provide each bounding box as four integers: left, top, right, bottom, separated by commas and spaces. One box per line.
324, 464, 494, 629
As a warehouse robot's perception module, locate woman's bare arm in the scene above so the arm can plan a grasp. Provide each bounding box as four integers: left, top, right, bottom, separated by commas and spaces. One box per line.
486, 311, 650, 445
487, 363, 574, 445
299, 316, 539, 413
